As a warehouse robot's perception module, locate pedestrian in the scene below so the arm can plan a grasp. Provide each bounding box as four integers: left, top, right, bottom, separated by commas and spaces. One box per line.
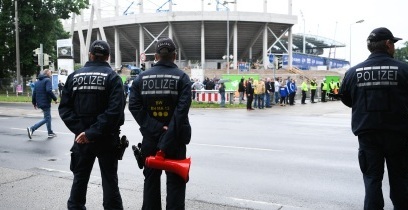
124, 80, 129, 100
321, 78, 328, 102
339, 27, 408, 210
274, 78, 280, 105
29, 80, 35, 95
288, 79, 296, 105
301, 79, 308, 104
191, 79, 204, 91
252, 79, 259, 108
265, 77, 274, 108
219, 82, 226, 107
128, 37, 192, 209
246, 78, 254, 110
58, 40, 125, 210
309, 78, 317, 103
238, 77, 246, 104
26, 69, 58, 139
256, 78, 265, 109
58, 80, 65, 97
279, 83, 288, 106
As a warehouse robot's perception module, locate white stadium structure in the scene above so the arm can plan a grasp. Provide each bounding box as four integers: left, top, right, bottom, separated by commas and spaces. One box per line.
62, 0, 347, 71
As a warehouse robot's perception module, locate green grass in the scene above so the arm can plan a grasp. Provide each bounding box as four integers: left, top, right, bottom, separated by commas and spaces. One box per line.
0, 94, 244, 109
191, 101, 245, 109
0, 94, 32, 103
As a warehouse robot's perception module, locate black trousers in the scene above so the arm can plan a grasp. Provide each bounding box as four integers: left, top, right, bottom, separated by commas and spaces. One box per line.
289, 92, 295, 105
358, 132, 408, 210
246, 94, 253, 109
310, 89, 316, 102
68, 143, 123, 210
321, 90, 327, 102
141, 136, 187, 210
301, 91, 306, 103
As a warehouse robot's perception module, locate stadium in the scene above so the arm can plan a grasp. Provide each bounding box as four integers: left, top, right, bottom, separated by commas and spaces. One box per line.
62, 0, 348, 73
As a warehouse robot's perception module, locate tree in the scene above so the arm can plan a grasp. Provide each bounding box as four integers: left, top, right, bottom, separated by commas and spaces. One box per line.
395, 41, 408, 63
0, 0, 88, 80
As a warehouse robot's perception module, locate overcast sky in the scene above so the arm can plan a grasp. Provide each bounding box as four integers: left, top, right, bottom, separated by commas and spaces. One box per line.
95, 0, 408, 66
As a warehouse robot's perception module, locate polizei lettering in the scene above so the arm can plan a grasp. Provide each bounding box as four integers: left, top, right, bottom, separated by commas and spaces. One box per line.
72, 72, 107, 91
355, 66, 398, 87
141, 74, 180, 95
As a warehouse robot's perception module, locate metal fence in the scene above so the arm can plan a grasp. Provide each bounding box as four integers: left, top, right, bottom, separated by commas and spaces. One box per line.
0, 77, 37, 97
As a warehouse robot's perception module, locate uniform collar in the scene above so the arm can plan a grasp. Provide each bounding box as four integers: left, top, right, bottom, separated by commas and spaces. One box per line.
368, 51, 393, 59
154, 60, 178, 68
84, 60, 111, 67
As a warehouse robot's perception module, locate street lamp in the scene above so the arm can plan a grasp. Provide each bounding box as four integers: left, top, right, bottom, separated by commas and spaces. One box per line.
349, 19, 364, 66
300, 10, 305, 54
211, 0, 235, 73
222, 1, 235, 74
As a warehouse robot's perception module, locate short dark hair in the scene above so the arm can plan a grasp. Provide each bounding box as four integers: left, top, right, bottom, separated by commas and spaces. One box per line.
158, 50, 176, 62
367, 39, 388, 53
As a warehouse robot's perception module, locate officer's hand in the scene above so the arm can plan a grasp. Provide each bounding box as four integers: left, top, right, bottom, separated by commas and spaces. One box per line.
156, 150, 165, 159
33, 105, 37, 110
75, 132, 90, 144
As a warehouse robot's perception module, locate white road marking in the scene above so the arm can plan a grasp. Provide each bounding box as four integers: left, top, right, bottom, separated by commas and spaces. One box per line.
0, 117, 10, 120
38, 167, 71, 174
10, 127, 72, 135
38, 167, 100, 179
191, 143, 284, 152
228, 197, 303, 209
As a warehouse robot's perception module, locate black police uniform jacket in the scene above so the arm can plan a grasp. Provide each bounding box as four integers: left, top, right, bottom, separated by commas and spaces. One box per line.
58, 61, 125, 142
128, 60, 192, 153
339, 51, 408, 136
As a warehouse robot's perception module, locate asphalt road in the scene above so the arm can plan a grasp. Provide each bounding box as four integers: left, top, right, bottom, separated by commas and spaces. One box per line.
0, 101, 394, 209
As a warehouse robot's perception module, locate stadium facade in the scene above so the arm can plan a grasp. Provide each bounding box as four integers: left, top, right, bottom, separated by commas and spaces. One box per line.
63, 0, 347, 71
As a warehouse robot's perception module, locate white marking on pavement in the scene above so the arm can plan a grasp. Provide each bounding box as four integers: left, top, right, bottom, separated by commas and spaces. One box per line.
10, 127, 72, 135
228, 197, 303, 209
38, 167, 71, 174
0, 117, 10, 120
191, 143, 284, 152
38, 167, 100, 179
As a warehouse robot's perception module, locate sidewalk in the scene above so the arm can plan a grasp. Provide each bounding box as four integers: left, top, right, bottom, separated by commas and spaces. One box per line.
0, 167, 253, 210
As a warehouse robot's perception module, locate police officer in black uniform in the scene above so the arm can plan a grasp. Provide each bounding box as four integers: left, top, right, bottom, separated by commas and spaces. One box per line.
128, 37, 192, 210
59, 40, 125, 210
340, 27, 408, 210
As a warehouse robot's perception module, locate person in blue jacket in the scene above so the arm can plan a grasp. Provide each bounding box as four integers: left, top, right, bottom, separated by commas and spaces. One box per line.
279, 83, 288, 106
27, 69, 58, 139
288, 79, 297, 105
340, 27, 408, 210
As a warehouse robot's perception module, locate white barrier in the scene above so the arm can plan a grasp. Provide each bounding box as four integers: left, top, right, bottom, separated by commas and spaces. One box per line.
193, 90, 235, 104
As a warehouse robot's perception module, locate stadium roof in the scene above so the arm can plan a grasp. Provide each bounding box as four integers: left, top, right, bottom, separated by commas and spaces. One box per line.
65, 10, 346, 66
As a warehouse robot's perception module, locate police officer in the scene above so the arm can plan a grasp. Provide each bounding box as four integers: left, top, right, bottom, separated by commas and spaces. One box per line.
320, 78, 328, 102
339, 27, 408, 210
300, 79, 308, 104
59, 40, 125, 210
309, 78, 317, 103
128, 37, 192, 210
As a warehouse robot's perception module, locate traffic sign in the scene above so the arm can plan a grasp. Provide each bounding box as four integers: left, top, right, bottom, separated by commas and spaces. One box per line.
140, 53, 146, 62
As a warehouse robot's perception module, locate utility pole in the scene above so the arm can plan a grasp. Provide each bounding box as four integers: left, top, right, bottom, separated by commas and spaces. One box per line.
39, 44, 44, 71
15, 1, 21, 84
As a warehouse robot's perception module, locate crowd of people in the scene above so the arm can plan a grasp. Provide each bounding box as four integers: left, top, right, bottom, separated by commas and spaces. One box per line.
238, 76, 341, 110
188, 75, 341, 110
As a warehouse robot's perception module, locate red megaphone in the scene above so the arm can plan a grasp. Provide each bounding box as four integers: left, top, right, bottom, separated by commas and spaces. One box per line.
145, 151, 191, 182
